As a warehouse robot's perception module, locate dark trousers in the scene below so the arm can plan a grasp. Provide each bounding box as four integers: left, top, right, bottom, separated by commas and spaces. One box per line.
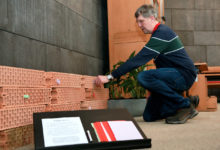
137, 68, 192, 122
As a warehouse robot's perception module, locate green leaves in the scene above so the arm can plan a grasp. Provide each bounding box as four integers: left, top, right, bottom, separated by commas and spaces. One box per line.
105, 51, 147, 99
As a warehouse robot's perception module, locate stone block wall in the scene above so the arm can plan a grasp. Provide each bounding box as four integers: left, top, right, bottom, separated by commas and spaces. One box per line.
165, 0, 220, 66
0, 0, 108, 75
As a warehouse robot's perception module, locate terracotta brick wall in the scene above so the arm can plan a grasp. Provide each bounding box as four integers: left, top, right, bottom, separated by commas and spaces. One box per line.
0, 65, 109, 149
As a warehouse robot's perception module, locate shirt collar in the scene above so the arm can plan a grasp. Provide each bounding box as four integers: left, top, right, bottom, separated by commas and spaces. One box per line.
152, 22, 160, 34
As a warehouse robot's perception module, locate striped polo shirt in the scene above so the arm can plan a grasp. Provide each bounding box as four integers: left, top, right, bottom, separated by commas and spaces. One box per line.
111, 24, 197, 88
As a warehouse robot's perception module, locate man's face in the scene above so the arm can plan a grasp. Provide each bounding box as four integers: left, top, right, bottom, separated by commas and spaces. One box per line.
136, 15, 152, 34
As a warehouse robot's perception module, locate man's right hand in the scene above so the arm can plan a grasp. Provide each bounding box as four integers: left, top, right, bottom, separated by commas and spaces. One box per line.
94, 75, 109, 87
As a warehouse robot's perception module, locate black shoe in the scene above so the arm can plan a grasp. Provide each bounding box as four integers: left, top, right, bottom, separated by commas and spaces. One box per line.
189, 108, 199, 119
165, 104, 199, 124
188, 95, 199, 108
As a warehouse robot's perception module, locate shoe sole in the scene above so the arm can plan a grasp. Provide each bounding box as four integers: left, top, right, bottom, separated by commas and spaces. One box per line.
166, 115, 191, 124
166, 109, 199, 124
189, 109, 199, 119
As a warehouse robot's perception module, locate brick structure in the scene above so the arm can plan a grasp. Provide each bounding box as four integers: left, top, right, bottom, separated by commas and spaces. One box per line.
0, 65, 109, 149
0, 125, 34, 150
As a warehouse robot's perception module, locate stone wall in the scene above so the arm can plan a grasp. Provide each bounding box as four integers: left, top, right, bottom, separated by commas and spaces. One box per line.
165, 0, 220, 66
0, 0, 108, 75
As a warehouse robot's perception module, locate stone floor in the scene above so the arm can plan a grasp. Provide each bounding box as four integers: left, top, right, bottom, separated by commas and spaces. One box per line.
135, 104, 220, 150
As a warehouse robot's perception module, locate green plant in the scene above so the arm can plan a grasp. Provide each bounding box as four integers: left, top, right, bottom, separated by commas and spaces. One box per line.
105, 51, 149, 99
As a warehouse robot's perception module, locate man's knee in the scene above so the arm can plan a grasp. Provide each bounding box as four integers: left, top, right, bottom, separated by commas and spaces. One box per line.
137, 72, 144, 82
137, 71, 153, 89
138, 71, 148, 82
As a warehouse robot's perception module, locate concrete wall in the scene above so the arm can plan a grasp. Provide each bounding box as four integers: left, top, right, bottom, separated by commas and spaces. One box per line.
164, 0, 220, 66
0, 0, 108, 75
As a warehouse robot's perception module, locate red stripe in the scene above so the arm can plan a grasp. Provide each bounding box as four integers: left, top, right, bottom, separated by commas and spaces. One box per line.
93, 122, 108, 142
102, 121, 116, 141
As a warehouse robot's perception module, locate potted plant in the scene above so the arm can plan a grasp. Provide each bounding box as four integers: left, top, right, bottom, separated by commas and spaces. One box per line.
105, 51, 152, 116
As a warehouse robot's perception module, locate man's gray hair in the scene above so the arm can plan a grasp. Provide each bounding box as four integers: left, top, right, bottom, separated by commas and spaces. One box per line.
135, 4, 157, 19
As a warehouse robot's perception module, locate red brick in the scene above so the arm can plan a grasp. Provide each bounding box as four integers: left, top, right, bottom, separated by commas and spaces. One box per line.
81, 100, 108, 110
45, 72, 83, 88
51, 87, 85, 104
0, 65, 45, 87
0, 125, 33, 150
85, 88, 109, 100
82, 75, 104, 89
207, 96, 218, 111
0, 105, 46, 131
49, 102, 81, 112
0, 87, 51, 108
